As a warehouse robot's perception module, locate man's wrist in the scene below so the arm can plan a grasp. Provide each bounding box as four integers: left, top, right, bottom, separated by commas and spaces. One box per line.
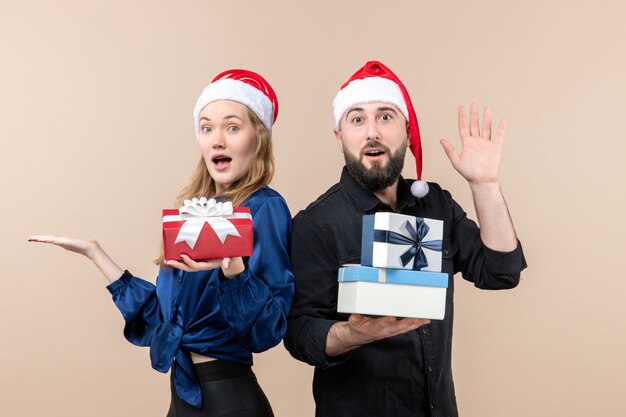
326, 322, 352, 356
326, 320, 371, 357
469, 180, 501, 196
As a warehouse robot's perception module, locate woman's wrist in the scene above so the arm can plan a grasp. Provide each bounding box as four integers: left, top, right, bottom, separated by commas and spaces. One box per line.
86, 240, 102, 260
88, 242, 124, 283
221, 257, 245, 279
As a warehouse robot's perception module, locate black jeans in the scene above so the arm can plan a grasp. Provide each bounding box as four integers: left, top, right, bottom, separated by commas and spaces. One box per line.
167, 360, 274, 417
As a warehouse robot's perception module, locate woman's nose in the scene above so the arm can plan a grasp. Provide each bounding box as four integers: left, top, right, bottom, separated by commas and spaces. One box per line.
211, 130, 226, 149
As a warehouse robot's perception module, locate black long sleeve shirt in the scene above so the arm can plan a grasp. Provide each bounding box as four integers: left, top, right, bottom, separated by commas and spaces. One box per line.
284, 167, 527, 417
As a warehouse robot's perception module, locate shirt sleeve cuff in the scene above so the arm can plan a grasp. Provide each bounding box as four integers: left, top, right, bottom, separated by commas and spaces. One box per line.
106, 270, 134, 295
217, 267, 251, 292
482, 240, 528, 275
306, 318, 353, 369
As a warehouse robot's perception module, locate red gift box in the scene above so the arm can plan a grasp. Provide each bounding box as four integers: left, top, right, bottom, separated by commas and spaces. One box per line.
162, 199, 253, 261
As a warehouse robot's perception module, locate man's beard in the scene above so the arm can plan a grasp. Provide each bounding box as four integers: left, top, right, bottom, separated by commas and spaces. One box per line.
344, 139, 406, 193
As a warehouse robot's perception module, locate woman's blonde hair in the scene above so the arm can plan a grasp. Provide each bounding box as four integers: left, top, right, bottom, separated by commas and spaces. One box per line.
156, 108, 274, 265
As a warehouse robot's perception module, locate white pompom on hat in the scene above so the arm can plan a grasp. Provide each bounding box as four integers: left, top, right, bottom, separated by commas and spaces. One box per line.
193, 69, 279, 137
333, 61, 429, 198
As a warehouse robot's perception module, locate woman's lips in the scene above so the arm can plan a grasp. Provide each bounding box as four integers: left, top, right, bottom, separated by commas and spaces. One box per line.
212, 156, 232, 171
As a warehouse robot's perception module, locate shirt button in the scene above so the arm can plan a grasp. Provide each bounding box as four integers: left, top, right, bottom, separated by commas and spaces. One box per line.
218, 287, 224, 294
427, 366, 433, 372
443, 249, 449, 255
421, 328, 429, 335
430, 404, 434, 410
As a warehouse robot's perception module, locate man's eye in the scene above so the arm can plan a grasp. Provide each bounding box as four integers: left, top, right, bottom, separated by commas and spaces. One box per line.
352, 117, 363, 124
380, 114, 392, 121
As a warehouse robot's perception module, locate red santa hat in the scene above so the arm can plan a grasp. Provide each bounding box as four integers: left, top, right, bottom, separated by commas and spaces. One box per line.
333, 61, 429, 198
193, 69, 278, 137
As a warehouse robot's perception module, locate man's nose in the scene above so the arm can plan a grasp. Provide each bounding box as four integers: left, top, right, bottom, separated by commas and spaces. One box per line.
366, 118, 380, 141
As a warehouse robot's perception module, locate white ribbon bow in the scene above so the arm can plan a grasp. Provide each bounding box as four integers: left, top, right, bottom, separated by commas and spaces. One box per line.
163, 197, 249, 249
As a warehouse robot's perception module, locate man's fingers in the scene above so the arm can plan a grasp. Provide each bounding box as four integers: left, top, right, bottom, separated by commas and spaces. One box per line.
348, 314, 370, 328
469, 102, 480, 137
396, 317, 430, 331
413, 318, 431, 328
348, 314, 364, 324
493, 119, 506, 145
482, 106, 492, 140
440, 139, 459, 166
378, 317, 430, 338
458, 106, 469, 138
401, 318, 430, 326
348, 314, 431, 341
376, 316, 398, 327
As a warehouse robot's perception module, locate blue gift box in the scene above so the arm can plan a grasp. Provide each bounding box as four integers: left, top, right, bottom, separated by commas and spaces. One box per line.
337, 266, 448, 320
361, 212, 444, 272
338, 265, 448, 287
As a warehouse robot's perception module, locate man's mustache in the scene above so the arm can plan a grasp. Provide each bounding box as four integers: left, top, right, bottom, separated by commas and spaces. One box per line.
360, 139, 390, 157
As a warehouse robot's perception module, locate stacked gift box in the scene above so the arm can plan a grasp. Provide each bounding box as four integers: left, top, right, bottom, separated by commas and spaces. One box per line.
337, 212, 448, 320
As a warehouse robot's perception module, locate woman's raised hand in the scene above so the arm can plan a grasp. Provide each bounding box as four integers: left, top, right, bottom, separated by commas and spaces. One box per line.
28, 235, 124, 283
28, 235, 100, 258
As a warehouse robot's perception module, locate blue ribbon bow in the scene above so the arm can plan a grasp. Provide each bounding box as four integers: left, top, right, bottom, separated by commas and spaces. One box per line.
373, 219, 443, 269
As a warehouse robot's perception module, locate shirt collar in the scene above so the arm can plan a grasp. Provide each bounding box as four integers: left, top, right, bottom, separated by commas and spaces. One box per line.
340, 166, 417, 212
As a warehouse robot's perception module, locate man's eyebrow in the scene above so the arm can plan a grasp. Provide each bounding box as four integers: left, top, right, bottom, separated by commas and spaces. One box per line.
344, 107, 365, 119
376, 106, 399, 114
344, 106, 400, 120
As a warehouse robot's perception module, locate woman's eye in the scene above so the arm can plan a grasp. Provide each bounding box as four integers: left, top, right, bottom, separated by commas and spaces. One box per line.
201, 126, 212, 133
227, 125, 240, 132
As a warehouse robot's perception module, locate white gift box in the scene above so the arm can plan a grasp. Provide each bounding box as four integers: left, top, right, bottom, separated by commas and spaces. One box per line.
337, 266, 448, 320
361, 212, 444, 272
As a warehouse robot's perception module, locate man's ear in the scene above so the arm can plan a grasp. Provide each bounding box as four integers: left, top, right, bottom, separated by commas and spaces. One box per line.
334, 129, 344, 154
406, 122, 411, 145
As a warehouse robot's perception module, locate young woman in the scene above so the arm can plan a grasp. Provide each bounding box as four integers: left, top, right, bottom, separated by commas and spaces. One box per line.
29, 69, 294, 417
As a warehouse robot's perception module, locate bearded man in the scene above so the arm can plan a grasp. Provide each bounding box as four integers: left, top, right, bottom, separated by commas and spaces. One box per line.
284, 61, 527, 417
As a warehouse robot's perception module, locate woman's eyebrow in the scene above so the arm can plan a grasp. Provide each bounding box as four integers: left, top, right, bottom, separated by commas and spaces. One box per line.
199, 115, 243, 122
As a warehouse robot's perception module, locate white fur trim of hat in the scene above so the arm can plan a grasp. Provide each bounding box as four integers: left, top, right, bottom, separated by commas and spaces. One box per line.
332, 77, 409, 130
193, 78, 274, 137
